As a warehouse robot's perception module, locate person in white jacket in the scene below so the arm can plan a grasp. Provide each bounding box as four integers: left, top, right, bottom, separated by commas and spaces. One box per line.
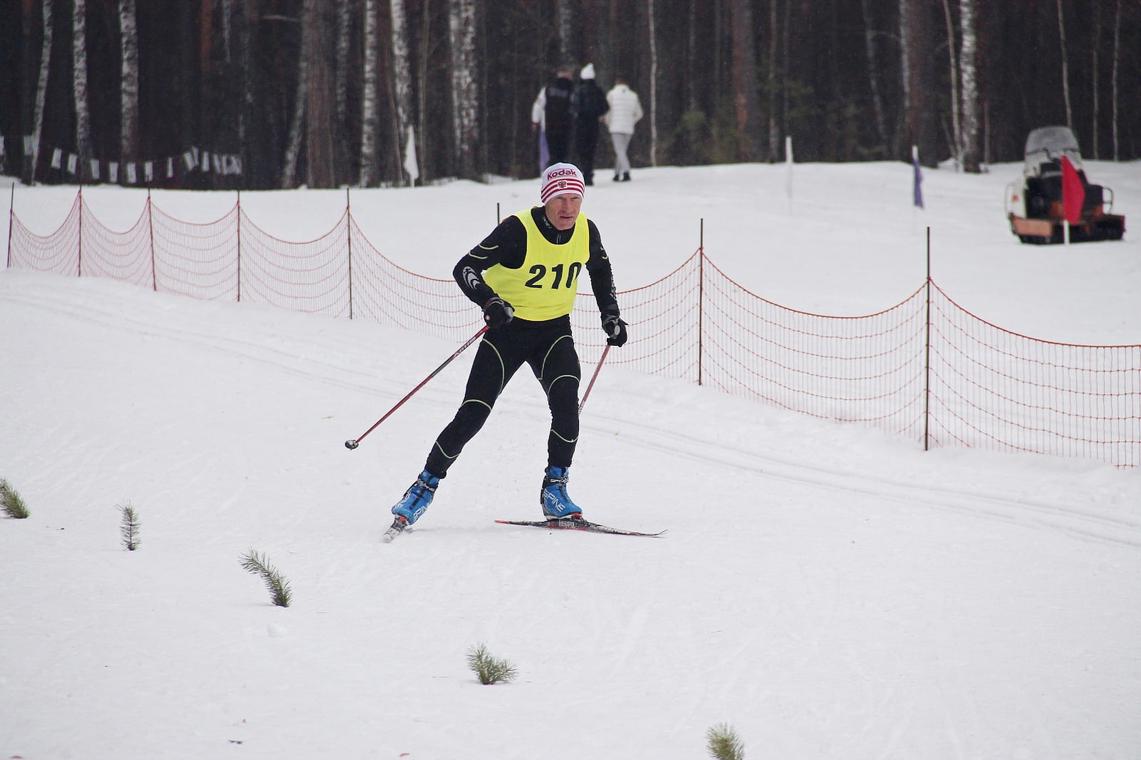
603, 77, 644, 182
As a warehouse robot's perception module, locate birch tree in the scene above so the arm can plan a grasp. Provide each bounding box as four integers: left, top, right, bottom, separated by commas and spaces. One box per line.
860, 0, 889, 157
391, 0, 416, 185
73, 0, 92, 169
359, 0, 378, 186
119, 0, 140, 164
958, 0, 980, 172
557, 0, 573, 65
30, 0, 54, 183
1056, 0, 1073, 129
281, 33, 307, 187
939, 0, 961, 168
448, 0, 478, 179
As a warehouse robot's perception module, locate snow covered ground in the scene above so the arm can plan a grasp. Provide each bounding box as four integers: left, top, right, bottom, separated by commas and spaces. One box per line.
2, 161, 1140, 759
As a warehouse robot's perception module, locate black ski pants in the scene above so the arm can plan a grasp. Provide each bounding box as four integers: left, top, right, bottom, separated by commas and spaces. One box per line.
425, 316, 581, 478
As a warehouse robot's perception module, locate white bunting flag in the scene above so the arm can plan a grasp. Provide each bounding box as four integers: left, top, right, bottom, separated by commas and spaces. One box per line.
67, 153, 78, 174
90, 159, 100, 180
144, 161, 154, 182
109, 162, 119, 183
166, 157, 174, 178
126, 163, 137, 184
51, 148, 62, 169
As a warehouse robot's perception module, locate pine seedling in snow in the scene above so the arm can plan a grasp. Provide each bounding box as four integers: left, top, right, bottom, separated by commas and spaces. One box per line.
240, 550, 293, 607
0, 479, 30, 519
466, 643, 517, 685
706, 723, 745, 760
118, 502, 141, 550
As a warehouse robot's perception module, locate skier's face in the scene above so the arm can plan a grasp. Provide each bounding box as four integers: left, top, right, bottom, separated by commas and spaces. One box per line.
545, 194, 582, 231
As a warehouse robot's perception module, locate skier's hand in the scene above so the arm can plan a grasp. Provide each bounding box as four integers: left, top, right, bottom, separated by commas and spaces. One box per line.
483, 296, 514, 329
601, 314, 627, 347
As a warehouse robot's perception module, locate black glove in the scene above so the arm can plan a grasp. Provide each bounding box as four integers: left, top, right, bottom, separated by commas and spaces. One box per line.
601, 314, 628, 347
482, 296, 514, 329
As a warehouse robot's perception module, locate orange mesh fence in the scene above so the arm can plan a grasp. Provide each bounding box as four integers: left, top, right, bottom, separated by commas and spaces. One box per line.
928, 282, 1140, 467
7, 191, 1140, 467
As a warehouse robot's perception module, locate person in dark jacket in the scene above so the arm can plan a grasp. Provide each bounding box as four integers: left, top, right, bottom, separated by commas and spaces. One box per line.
531, 65, 575, 166
383, 162, 628, 540
572, 64, 610, 186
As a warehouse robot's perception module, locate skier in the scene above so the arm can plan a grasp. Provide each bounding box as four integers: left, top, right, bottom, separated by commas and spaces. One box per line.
385, 162, 627, 537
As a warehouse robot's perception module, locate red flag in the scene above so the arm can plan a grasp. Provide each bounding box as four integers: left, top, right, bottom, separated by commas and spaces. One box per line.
1060, 155, 1085, 224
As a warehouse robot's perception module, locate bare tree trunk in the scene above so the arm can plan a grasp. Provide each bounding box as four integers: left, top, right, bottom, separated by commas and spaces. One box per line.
557, 0, 573, 64
901, 0, 937, 164
418, 0, 432, 181
391, 0, 416, 185
1111, 0, 1120, 160
449, 0, 479, 179
221, 0, 233, 62
281, 38, 307, 187
359, 0, 378, 186
1091, 0, 1100, 159
648, 0, 657, 166
958, 0, 980, 172
73, 0, 92, 170
336, 0, 350, 130
31, 0, 54, 183
304, 0, 335, 187
1056, 0, 1073, 130
119, 0, 140, 164
939, 0, 961, 169
767, 0, 779, 161
859, 0, 888, 157
728, 0, 759, 161
686, 0, 697, 112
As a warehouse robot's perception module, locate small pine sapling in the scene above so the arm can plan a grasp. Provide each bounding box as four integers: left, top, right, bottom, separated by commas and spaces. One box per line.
0, 479, 30, 519
240, 549, 293, 607
466, 643, 517, 685
706, 723, 745, 760
118, 502, 141, 550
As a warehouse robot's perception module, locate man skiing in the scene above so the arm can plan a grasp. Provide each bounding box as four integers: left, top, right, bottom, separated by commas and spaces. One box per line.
385, 162, 627, 538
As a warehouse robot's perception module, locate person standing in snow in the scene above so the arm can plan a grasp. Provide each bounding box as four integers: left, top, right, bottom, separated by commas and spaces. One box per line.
385, 162, 628, 537
572, 63, 609, 186
532, 65, 576, 167
604, 76, 644, 182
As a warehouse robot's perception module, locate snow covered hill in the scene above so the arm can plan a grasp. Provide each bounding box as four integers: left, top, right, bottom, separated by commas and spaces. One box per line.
2, 162, 1140, 759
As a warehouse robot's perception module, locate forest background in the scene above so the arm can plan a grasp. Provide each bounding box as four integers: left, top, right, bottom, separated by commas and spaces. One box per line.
2, 0, 1139, 191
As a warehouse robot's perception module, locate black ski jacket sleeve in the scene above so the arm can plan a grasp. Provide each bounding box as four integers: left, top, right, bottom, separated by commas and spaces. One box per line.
452, 208, 620, 319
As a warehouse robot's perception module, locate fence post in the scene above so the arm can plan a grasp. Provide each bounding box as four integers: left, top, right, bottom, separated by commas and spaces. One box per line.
346, 187, 354, 319
236, 189, 242, 303
698, 218, 705, 387
147, 188, 156, 291
924, 226, 932, 452
6, 184, 13, 269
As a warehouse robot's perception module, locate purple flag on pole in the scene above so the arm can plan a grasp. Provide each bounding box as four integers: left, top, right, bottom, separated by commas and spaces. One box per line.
912, 154, 924, 209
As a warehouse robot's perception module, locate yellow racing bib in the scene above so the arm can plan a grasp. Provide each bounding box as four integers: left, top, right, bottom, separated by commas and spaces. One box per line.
483, 211, 590, 321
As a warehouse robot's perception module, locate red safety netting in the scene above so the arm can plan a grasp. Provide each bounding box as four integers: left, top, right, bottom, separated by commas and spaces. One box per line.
7, 191, 1140, 467
928, 282, 1141, 467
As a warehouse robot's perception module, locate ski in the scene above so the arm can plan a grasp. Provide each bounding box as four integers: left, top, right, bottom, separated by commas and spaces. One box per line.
495, 518, 666, 537
381, 517, 410, 543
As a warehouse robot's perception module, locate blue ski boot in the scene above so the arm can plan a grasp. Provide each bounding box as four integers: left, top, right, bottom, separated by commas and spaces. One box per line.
390, 469, 441, 527
540, 466, 583, 520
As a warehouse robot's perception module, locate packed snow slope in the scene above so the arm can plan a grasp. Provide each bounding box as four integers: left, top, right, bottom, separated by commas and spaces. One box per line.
2, 161, 1140, 760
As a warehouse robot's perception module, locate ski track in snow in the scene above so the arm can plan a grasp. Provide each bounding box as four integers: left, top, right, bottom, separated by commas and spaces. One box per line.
8, 277, 1139, 555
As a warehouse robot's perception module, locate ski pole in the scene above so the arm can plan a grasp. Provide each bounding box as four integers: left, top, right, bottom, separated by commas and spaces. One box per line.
345, 325, 488, 450
578, 343, 612, 414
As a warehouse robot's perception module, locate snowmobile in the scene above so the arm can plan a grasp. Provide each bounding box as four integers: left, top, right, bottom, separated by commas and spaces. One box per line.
1004, 126, 1125, 244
